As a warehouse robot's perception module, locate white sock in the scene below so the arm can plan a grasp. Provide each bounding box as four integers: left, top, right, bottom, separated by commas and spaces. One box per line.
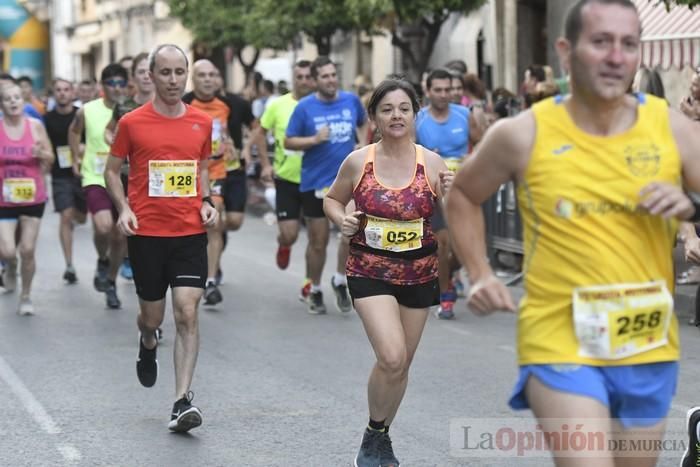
206, 277, 216, 285
333, 273, 347, 286
310, 283, 322, 293
264, 187, 276, 210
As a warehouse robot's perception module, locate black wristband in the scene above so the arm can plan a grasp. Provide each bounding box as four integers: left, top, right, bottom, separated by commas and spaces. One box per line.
202, 196, 215, 208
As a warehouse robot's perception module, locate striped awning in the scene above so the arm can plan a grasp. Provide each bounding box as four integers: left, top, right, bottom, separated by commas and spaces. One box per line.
635, 0, 700, 69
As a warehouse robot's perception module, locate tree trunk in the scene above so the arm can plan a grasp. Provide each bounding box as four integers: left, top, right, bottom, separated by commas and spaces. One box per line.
390, 13, 450, 84
313, 34, 332, 56
236, 47, 261, 85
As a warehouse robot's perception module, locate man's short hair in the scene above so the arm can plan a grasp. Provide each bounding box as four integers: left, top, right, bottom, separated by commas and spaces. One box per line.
426, 68, 454, 90
564, 0, 639, 45
131, 52, 149, 76
0, 73, 17, 84
311, 56, 334, 79
444, 59, 467, 75
262, 79, 275, 94
294, 59, 312, 69
52, 78, 73, 88
148, 44, 189, 73
100, 63, 128, 82
17, 76, 32, 86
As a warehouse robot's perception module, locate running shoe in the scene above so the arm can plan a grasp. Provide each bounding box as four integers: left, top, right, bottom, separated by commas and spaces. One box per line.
307, 290, 326, 315
682, 406, 700, 467
63, 265, 78, 284
105, 283, 121, 309
119, 257, 133, 280
17, 298, 34, 316
436, 300, 455, 320
276, 245, 291, 270
378, 431, 400, 467
452, 275, 466, 298
136, 332, 158, 387
3, 260, 17, 293
354, 428, 382, 467
93, 258, 110, 292
331, 277, 352, 313
299, 279, 312, 302
203, 281, 223, 305
168, 391, 202, 432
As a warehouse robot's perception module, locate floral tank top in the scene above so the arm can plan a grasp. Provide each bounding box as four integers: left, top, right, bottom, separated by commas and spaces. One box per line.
347, 144, 438, 285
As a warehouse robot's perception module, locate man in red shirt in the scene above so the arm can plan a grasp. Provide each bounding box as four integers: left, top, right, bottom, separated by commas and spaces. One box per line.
105, 44, 218, 433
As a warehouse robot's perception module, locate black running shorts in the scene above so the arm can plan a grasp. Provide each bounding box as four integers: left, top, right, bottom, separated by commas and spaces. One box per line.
275, 178, 302, 221
52, 177, 86, 213
223, 169, 247, 213
0, 203, 46, 219
347, 276, 440, 309
300, 189, 326, 219
127, 233, 208, 301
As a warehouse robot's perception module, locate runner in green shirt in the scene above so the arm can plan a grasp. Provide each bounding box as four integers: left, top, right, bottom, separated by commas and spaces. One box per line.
255, 60, 314, 271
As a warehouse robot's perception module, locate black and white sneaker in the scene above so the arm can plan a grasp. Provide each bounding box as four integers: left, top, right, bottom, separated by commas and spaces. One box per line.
682, 406, 700, 467
136, 333, 158, 388
331, 277, 352, 313
203, 281, 222, 306
307, 290, 326, 315
105, 284, 121, 309
168, 391, 202, 432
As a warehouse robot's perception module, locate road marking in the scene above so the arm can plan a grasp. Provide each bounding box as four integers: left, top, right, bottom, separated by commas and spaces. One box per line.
57, 445, 82, 462
441, 325, 471, 336
671, 401, 692, 415
0, 355, 81, 462
497, 345, 516, 353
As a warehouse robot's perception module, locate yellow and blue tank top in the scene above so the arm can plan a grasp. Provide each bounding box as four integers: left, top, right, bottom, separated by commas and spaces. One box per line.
517, 94, 680, 366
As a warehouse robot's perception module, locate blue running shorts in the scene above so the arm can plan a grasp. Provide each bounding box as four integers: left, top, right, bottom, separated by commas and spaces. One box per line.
509, 362, 678, 428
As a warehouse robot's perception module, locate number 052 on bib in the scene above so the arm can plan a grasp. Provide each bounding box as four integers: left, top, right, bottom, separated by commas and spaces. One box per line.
572, 281, 672, 360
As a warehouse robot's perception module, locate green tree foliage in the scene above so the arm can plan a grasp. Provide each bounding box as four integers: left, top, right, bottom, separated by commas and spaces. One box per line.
248, 0, 385, 56
348, 0, 487, 82
661, 0, 699, 8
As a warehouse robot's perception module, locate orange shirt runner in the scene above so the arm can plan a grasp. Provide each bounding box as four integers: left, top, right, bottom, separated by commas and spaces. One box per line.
188, 96, 231, 181
111, 101, 212, 237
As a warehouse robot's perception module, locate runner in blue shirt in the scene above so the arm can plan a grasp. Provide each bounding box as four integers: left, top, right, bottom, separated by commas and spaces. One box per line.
285, 56, 367, 314
415, 68, 484, 319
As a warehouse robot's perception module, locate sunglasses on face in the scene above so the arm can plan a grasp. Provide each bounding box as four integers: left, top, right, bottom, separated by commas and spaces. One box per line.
103, 79, 127, 88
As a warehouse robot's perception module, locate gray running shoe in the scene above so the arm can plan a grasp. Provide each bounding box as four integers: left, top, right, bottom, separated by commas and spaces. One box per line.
355, 428, 382, 467
378, 431, 400, 466
331, 277, 352, 313
3, 260, 17, 293
307, 290, 326, 314
63, 265, 78, 284
17, 298, 34, 316
168, 391, 202, 432
93, 258, 110, 292
105, 284, 121, 309
203, 282, 223, 305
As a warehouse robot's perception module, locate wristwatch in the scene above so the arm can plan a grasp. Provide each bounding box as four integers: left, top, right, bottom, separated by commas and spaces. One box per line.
202, 196, 215, 208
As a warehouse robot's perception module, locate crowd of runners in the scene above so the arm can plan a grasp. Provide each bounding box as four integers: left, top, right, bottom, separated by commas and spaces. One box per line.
2, 0, 700, 465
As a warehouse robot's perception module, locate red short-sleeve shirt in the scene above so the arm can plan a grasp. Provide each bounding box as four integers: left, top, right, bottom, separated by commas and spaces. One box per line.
111, 102, 213, 237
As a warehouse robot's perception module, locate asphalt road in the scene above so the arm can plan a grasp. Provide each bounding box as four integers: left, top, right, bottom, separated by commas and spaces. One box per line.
1, 206, 699, 467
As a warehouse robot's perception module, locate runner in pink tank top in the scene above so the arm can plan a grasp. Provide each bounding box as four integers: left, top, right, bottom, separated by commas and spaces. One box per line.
0, 118, 47, 208
0, 83, 54, 315
323, 78, 453, 467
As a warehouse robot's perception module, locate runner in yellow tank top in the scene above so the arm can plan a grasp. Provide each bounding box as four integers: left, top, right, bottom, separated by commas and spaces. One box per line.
447, 1, 700, 465
68, 63, 129, 310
